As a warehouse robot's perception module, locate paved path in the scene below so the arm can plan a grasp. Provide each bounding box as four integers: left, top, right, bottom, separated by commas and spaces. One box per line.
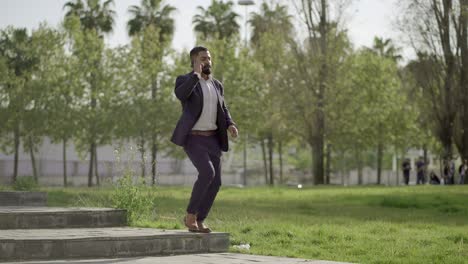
4, 253, 351, 264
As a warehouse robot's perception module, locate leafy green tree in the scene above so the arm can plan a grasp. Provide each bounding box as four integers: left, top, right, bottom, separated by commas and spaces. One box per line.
368, 37, 402, 184
291, 0, 349, 184
0, 27, 39, 183
23, 26, 69, 183
64, 0, 116, 186
38, 29, 80, 187
399, 0, 464, 160
47, 55, 79, 187
354, 51, 409, 183
127, 0, 176, 184
249, 2, 294, 185
398, 57, 439, 178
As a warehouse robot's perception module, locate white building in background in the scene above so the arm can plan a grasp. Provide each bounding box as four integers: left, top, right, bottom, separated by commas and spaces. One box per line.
0, 137, 244, 186
0, 136, 445, 187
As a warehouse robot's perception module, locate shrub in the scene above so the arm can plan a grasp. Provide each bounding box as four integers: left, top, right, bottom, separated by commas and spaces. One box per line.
111, 172, 155, 225
13, 176, 38, 191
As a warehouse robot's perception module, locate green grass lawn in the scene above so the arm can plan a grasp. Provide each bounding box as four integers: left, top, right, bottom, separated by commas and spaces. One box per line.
42, 185, 468, 264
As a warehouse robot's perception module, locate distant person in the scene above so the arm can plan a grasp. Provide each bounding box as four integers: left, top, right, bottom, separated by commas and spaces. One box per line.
443, 159, 450, 184
415, 157, 426, 185
448, 159, 455, 184
429, 171, 441, 185
443, 159, 455, 185
459, 159, 467, 184
402, 158, 411, 185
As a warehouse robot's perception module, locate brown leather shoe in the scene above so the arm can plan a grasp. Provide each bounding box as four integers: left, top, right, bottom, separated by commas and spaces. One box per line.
197, 221, 212, 233
184, 213, 198, 232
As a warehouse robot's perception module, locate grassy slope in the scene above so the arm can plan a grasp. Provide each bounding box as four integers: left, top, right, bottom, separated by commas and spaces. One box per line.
44, 185, 468, 264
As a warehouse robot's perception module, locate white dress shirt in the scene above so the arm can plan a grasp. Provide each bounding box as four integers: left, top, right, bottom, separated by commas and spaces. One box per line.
192, 76, 218, 131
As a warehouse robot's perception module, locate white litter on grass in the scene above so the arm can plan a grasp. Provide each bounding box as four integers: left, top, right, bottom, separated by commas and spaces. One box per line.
233, 243, 250, 250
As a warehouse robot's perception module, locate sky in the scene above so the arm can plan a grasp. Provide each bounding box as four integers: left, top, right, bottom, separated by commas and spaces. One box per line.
0, 0, 414, 59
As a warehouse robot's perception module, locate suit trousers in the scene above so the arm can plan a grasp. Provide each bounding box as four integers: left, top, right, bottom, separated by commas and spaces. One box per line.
183, 134, 222, 222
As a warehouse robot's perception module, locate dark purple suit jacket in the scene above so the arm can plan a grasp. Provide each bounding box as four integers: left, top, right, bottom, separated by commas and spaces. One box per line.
170, 71, 236, 152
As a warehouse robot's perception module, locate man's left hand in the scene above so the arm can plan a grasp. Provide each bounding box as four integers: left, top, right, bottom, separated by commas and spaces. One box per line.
228, 125, 238, 138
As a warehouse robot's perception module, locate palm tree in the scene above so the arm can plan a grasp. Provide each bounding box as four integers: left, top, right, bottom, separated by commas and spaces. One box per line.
370, 37, 402, 62
63, 0, 116, 187
127, 0, 176, 44
249, 2, 293, 47
64, 0, 115, 35
193, 0, 240, 40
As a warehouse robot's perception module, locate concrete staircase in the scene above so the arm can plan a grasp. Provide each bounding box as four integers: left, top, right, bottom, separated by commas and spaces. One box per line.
0, 191, 230, 262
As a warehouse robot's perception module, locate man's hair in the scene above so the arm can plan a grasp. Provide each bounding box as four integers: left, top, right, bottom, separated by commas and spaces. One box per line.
190, 46, 208, 67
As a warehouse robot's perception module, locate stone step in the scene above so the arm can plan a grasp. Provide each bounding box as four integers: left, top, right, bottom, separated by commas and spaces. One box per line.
0, 227, 230, 261
0, 192, 47, 206
0, 207, 127, 229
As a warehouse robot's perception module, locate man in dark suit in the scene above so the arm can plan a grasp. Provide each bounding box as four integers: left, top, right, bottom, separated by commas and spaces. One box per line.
171, 46, 238, 233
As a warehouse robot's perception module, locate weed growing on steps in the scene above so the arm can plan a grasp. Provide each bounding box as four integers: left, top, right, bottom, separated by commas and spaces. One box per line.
111, 144, 155, 225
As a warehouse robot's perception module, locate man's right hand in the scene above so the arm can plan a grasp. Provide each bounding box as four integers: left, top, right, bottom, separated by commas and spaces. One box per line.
194, 60, 203, 75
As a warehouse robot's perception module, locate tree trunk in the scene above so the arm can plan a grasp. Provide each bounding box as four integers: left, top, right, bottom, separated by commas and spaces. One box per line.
357, 150, 363, 185
88, 142, 94, 187
439, 156, 444, 182
88, 63, 97, 187
312, 0, 328, 185
94, 146, 100, 186
151, 74, 158, 186
243, 134, 248, 186
151, 136, 157, 186
13, 125, 20, 183
261, 139, 268, 184
325, 144, 331, 184
278, 139, 283, 184
423, 144, 428, 183
63, 138, 68, 187
312, 134, 325, 185
88, 85, 97, 187
310, 144, 314, 184
437, 0, 457, 160
377, 141, 383, 184
28, 136, 38, 183
267, 133, 274, 185
297, 0, 329, 184
456, 0, 468, 163
340, 150, 346, 186
396, 152, 399, 186
139, 134, 146, 178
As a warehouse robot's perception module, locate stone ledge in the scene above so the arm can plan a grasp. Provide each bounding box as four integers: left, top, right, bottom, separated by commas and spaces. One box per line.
0, 227, 230, 261
0, 207, 127, 229
0, 192, 47, 206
